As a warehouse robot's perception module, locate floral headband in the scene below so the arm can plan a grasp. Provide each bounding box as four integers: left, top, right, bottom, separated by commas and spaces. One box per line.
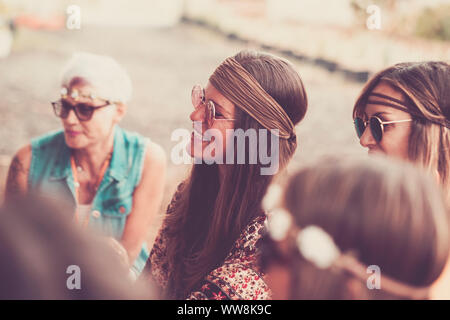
262, 184, 431, 299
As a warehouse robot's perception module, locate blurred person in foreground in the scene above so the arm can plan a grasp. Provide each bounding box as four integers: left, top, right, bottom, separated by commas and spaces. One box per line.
261, 156, 450, 300
352, 61, 450, 298
0, 194, 156, 299
144, 50, 308, 299
4, 52, 166, 277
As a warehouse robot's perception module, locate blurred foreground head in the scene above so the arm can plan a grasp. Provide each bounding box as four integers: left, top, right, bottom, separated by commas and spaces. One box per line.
0, 195, 155, 299
263, 156, 450, 299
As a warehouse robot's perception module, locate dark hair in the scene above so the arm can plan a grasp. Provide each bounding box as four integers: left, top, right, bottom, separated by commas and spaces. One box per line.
163, 50, 308, 298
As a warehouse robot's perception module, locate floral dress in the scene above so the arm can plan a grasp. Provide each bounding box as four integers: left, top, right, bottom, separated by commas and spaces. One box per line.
147, 184, 272, 300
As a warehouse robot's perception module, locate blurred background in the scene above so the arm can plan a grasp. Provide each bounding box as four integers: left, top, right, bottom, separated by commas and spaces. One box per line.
0, 0, 449, 259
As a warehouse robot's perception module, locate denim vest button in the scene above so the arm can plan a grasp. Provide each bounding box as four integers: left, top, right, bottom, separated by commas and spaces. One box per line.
119, 206, 126, 214
92, 210, 101, 218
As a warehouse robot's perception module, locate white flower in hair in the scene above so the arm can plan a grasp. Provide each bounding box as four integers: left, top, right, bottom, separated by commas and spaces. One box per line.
267, 208, 292, 241
71, 90, 79, 99
296, 226, 341, 269
60, 87, 68, 96
262, 184, 283, 212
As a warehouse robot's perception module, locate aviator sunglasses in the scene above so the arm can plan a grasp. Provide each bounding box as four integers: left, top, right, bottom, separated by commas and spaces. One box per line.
354, 116, 412, 143
191, 84, 236, 127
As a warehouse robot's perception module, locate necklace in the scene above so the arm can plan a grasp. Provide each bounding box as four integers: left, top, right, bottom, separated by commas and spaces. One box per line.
70, 152, 112, 227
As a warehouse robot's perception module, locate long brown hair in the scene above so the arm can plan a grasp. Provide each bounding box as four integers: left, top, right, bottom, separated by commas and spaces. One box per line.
281, 156, 450, 299
353, 62, 450, 203
164, 50, 308, 298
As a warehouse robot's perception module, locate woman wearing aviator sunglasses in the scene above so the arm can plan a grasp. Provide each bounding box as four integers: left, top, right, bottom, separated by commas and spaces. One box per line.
353, 62, 449, 198
5, 52, 167, 277
352, 61, 450, 298
145, 50, 308, 299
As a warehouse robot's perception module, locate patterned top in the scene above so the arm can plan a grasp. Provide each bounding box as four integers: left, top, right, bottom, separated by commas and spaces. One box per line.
147, 184, 272, 300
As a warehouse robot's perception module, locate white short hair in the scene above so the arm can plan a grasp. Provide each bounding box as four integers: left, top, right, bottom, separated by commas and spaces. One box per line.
61, 52, 132, 103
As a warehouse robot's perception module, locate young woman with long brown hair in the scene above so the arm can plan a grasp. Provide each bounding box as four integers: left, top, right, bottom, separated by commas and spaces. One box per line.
145, 50, 308, 299
352, 61, 450, 298
261, 156, 450, 299
352, 61, 450, 202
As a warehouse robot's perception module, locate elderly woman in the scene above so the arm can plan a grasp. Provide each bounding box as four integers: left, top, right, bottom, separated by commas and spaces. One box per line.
5, 52, 166, 276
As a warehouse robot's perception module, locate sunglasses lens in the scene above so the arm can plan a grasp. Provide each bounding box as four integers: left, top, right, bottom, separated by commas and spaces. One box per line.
53, 100, 70, 118
191, 85, 204, 108
354, 117, 366, 138
75, 103, 94, 121
370, 117, 383, 142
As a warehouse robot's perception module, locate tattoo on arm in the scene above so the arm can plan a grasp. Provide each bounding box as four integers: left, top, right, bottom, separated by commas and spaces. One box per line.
5, 155, 28, 196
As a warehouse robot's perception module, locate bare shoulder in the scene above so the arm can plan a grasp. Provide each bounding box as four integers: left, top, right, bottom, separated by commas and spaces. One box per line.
136, 140, 166, 189
144, 141, 167, 169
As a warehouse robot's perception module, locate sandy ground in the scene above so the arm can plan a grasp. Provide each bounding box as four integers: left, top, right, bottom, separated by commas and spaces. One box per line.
0, 22, 365, 244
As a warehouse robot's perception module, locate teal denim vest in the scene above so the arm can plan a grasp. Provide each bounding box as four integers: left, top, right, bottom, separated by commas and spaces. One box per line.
28, 126, 150, 274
